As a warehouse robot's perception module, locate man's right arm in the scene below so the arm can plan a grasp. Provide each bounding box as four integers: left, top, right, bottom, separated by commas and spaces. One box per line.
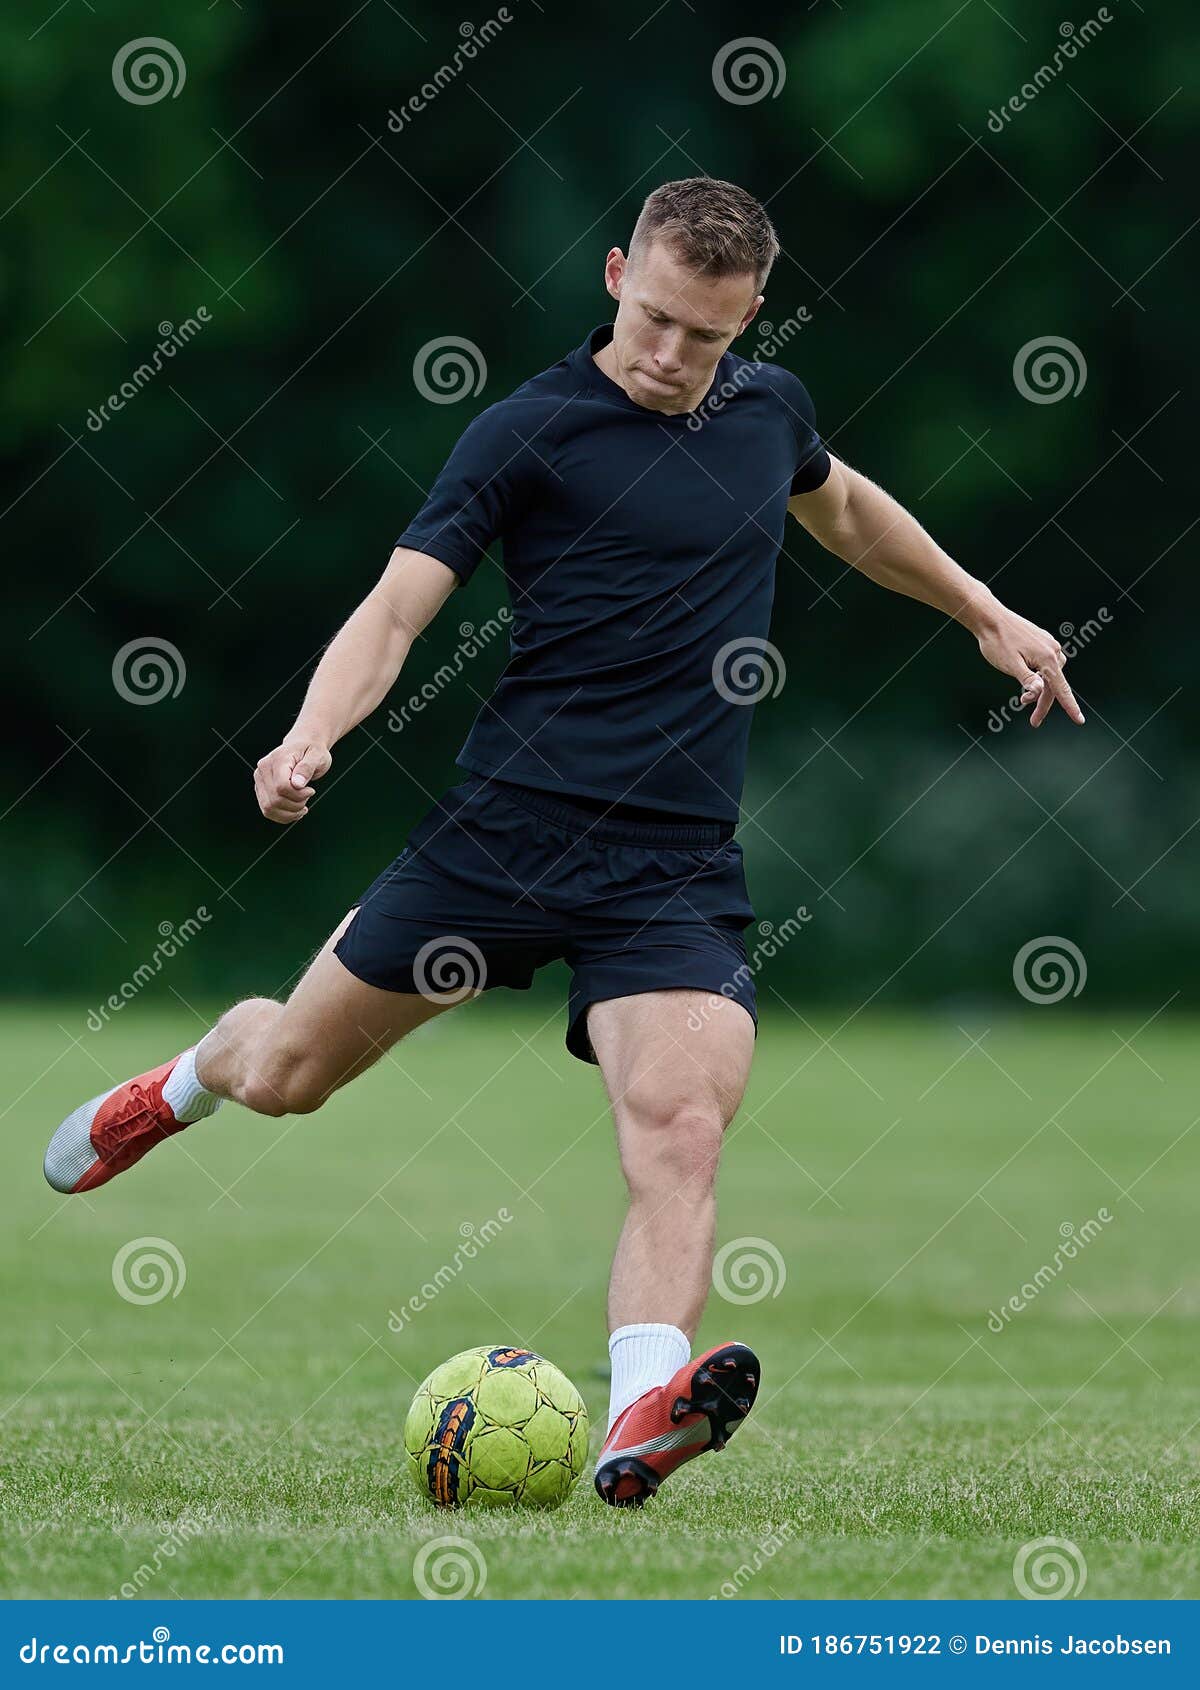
254, 547, 458, 825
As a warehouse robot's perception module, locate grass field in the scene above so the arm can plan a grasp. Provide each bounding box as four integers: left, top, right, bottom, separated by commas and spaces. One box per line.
2, 998, 1197, 1600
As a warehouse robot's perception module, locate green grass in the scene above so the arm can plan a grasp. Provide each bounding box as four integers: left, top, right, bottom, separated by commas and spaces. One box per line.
1, 1000, 1197, 1600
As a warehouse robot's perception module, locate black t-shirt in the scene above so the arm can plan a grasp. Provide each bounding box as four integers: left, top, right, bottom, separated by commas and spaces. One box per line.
396, 323, 831, 821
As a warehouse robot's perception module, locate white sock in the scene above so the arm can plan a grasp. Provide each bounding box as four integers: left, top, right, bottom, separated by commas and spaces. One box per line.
607, 1323, 691, 1431
162, 1046, 223, 1124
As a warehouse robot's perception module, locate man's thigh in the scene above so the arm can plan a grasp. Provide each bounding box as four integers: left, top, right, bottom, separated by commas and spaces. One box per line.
587, 989, 755, 1130
268, 908, 453, 1097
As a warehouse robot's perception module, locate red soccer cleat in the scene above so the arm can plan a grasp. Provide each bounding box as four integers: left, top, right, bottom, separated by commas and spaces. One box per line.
43, 1053, 193, 1194
594, 1341, 760, 1507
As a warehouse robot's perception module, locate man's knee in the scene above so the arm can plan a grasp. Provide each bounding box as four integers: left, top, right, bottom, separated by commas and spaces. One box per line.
239, 1049, 331, 1118
616, 1087, 727, 1195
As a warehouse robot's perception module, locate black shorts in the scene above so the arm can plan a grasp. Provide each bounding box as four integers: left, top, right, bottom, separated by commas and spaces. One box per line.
334, 774, 757, 1064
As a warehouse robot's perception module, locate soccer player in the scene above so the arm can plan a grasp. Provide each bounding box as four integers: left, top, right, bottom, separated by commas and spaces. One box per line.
44, 179, 1082, 1506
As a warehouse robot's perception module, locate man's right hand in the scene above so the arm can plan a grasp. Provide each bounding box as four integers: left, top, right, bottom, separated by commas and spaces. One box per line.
254, 740, 333, 824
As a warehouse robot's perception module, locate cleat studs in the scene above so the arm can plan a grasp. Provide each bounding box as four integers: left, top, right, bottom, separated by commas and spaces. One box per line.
670, 1395, 692, 1423
595, 1453, 659, 1507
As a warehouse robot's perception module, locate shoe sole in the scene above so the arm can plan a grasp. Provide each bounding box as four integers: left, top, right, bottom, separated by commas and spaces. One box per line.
43, 1090, 112, 1193
594, 1341, 760, 1507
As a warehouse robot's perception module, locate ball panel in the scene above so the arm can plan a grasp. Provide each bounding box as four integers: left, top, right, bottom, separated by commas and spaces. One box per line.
523, 1459, 575, 1508
421, 1348, 489, 1400
467, 1424, 532, 1492
473, 1366, 539, 1427
565, 1410, 591, 1478
402, 1389, 436, 1459
469, 1486, 521, 1508
524, 1403, 571, 1464
531, 1358, 585, 1416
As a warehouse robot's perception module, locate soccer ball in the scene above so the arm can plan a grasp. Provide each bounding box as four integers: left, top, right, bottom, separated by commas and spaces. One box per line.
404, 1345, 590, 1508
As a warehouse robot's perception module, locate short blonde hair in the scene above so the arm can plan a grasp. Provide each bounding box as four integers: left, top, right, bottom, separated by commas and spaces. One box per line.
630, 177, 780, 291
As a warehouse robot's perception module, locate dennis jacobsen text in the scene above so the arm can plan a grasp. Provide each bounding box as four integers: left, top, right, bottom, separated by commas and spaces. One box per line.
777, 1634, 1169, 1655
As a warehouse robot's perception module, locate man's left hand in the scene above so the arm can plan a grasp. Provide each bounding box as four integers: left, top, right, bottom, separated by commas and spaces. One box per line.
975, 610, 1085, 728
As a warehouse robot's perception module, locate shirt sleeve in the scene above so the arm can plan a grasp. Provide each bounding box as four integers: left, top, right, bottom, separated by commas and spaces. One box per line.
395, 400, 544, 583
774, 369, 832, 496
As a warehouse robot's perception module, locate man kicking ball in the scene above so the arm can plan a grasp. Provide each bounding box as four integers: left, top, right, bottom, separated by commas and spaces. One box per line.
44, 178, 1083, 1506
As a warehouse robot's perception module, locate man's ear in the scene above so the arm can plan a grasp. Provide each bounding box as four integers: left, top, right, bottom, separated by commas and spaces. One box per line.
737, 294, 765, 336
603, 247, 627, 303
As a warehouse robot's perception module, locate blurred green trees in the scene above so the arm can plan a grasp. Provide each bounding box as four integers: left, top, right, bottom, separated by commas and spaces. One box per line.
2, 0, 1194, 1003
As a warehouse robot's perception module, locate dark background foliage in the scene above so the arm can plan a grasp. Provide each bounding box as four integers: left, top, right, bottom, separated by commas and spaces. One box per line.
2, 0, 1194, 1008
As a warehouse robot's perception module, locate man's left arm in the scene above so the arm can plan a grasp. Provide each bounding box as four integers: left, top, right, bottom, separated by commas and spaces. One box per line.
788, 456, 1085, 728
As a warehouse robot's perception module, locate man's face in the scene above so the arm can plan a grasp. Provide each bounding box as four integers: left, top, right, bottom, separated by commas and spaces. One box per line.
602, 238, 763, 414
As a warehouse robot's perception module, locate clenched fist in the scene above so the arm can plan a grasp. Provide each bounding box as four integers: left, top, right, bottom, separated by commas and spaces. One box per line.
254, 740, 332, 824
